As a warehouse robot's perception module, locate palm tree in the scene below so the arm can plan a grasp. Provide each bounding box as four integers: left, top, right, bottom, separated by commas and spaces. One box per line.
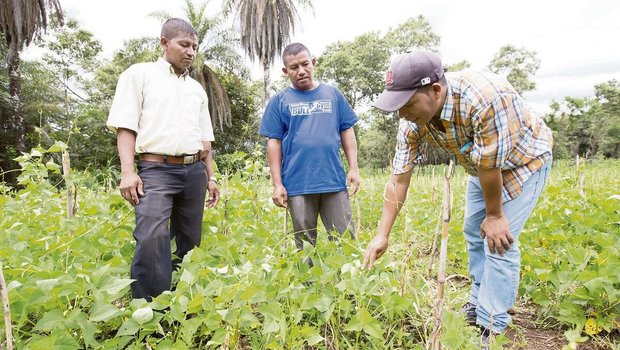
223, 0, 313, 103
0, 0, 63, 152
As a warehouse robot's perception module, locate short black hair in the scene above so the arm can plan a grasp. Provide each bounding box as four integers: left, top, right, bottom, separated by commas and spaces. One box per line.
161, 18, 198, 39
282, 42, 311, 65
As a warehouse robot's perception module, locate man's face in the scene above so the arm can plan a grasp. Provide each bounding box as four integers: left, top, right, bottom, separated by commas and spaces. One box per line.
398, 87, 442, 125
161, 31, 199, 74
282, 51, 316, 90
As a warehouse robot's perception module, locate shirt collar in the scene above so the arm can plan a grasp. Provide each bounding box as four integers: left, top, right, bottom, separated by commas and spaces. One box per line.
157, 58, 189, 78
439, 80, 454, 122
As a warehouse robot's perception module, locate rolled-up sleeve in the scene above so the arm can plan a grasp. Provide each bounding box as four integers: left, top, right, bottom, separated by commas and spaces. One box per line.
392, 120, 424, 175
106, 67, 143, 133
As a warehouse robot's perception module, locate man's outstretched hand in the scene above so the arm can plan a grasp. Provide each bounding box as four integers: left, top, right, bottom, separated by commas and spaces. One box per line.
362, 234, 389, 269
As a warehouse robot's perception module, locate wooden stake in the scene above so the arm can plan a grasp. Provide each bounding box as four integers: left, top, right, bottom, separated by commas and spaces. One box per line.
0, 262, 14, 350
427, 211, 442, 276
355, 197, 361, 236
62, 151, 74, 220
431, 160, 455, 350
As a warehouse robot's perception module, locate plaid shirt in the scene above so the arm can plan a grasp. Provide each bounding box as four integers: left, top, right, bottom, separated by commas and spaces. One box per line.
393, 70, 553, 202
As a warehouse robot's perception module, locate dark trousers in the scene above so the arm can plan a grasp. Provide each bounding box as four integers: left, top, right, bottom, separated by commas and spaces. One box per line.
131, 161, 207, 299
288, 191, 355, 250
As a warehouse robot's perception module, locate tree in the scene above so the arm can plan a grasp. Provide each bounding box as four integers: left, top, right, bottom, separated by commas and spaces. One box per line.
316, 16, 440, 110
223, 0, 313, 103
39, 18, 111, 168
445, 60, 471, 72
543, 80, 620, 159
383, 16, 440, 55
488, 45, 540, 94
315, 16, 441, 168
592, 80, 620, 157
0, 0, 63, 152
316, 32, 390, 110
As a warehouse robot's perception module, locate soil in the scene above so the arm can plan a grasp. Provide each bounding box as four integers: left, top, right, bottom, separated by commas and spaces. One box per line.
505, 304, 615, 350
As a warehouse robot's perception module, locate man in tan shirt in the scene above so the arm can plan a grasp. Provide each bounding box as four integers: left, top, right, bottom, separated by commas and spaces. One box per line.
107, 18, 219, 299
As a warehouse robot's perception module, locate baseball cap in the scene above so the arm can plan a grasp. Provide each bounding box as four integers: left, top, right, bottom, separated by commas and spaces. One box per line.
372, 50, 444, 112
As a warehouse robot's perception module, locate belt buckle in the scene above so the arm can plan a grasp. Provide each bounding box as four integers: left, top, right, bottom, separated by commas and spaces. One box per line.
183, 155, 194, 165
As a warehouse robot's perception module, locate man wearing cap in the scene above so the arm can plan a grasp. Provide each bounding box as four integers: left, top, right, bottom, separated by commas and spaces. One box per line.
107, 18, 220, 299
362, 49, 553, 336
260, 42, 360, 253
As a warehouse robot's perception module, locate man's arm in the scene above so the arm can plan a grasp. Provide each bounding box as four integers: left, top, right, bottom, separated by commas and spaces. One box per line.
341, 128, 360, 196
117, 128, 143, 206
362, 170, 413, 269
478, 167, 513, 255
201, 141, 219, 208
266, 138, 287, 208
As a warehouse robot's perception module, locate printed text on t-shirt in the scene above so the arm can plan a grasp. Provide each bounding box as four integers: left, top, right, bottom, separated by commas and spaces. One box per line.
289, 100, 333, 116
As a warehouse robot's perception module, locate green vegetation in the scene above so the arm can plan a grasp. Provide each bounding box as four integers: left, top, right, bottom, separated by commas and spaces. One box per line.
1, 1, 619, 348
1, 147, 617, 348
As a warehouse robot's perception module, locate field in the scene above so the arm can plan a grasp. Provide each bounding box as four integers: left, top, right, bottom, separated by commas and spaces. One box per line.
0, 147, 618, 349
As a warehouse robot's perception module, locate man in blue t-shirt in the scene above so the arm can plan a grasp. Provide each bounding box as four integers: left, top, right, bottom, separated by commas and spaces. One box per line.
259, 42, 360, 250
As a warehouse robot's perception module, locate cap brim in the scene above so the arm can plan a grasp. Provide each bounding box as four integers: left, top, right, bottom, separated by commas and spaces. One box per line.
372, 89, 417, 112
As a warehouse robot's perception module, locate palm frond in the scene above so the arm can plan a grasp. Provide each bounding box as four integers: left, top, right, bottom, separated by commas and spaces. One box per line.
0, 0, 63, 55
191, 64, 232, 132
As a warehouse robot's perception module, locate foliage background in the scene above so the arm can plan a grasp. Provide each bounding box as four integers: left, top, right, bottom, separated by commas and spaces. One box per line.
0, 150, 618, 348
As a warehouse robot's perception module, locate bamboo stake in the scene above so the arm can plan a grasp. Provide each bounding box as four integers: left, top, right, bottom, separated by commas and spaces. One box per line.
355, 197, 361, 236
431, 160, 455, 350
62, 151, 73, 220
0, 262, 14, 350
283, 208, 289, 250
427, 211, 443, 276
576, 155, 586, 199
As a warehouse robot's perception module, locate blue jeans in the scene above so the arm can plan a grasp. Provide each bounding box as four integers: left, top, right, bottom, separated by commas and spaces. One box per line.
463, 161, 551, 332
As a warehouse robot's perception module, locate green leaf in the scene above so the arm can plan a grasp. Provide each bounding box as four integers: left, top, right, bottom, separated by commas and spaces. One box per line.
33, 309, 64, 331
180, 317, 203, 345
65, 309, 99, 347
116, 318, 140, 336
206, 329, 227, 346
89, 301, 123, 322
187, 293, 206, 314
180, 269, 196, 285
300, 325, 324, 346
35, 278, 61, 291
28, 331, 80, 350
262, 316, 280, 334
47, 141, 68, 153
99, 277, 134, 296
344, 307, 384, 339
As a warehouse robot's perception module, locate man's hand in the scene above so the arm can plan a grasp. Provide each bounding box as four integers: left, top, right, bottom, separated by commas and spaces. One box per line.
207, 181, 220, 208
480, 215, 513, 255
362, 234, 389, 269
271, 184, 288, 208
347, 169, 360, 197
120, 172, 143, 206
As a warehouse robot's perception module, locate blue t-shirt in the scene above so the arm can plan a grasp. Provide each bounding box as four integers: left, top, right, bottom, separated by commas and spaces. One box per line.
259, 84, 358, 196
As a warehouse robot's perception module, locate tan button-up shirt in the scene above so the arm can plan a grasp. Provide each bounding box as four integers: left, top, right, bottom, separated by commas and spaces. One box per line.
107, 58, 215, 155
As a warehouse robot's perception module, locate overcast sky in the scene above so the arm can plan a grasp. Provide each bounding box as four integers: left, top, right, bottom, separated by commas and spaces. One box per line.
56, 0, 620, 113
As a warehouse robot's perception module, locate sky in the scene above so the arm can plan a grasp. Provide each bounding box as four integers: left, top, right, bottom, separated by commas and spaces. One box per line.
54, 0, 620, 113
